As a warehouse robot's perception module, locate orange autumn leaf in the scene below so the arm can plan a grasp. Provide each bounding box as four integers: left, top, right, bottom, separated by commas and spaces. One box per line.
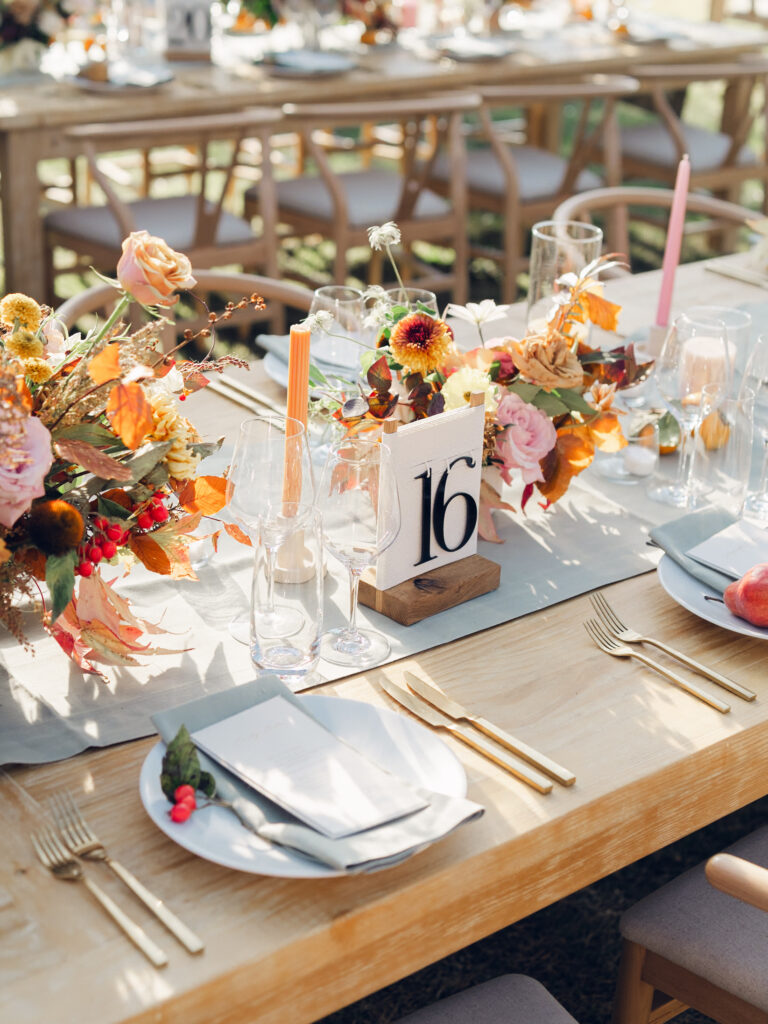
580, 290, 621, 332
102, 488, 133, 511
587, 411, 627, 454
106, 382, 154, 450
223, 521, 252, 547
537, 430, 594, 504
129, 533, 173, 575
88, 343, 122, 386
176, 475, 228, 516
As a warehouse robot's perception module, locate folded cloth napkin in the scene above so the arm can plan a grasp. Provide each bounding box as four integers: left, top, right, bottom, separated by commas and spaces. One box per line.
151, 677, 483, 873
650, 509, 738, 595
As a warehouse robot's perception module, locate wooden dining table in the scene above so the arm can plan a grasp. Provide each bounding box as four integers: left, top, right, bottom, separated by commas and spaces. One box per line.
1, 256, 767, 1024
1, 15, 768, 297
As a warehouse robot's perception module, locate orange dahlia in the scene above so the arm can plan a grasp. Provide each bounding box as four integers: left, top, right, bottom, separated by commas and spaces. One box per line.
388, 313, 454, 376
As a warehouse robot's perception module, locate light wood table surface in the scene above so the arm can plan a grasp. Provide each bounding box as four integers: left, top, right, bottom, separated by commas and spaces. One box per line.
2, 17, 767, 296
2, 260, 768, 1024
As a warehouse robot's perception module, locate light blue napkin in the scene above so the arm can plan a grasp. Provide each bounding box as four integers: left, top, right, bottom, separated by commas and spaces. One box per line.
650, 509, 738, 595
151, 677, 483, 873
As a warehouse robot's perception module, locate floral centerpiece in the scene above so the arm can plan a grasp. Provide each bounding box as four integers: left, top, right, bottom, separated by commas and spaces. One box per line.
0, 231, 257, 672
309, 222, 633, 542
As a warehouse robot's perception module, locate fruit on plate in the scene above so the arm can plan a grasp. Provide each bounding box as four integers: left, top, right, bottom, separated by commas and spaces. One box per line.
723, 563, 768, 627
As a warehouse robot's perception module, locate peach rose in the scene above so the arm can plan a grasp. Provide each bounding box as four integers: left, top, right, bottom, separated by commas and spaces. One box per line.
116, 231, 196, 307
495, 392, 557, 485
0, 416, 53, 528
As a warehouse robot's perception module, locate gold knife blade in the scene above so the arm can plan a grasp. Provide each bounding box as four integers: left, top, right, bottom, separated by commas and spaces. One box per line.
404, 672, 576, 787
379, 679, 553, 795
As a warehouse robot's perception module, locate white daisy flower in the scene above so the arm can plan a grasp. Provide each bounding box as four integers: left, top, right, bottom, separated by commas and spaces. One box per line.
444, 299, 510, 326
367, 222, 402, 251
299, 310, 335, 333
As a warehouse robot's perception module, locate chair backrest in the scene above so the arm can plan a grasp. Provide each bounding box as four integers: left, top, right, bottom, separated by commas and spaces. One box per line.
477, 75, 640, 207
55, 269, 313, 332
65, 108, 283, 250
628, 58, 768, 171
280, 93, 481, 227
553, 185, 757, 259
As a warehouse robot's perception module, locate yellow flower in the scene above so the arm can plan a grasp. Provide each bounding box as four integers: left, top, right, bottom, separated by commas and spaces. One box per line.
0, 293, 42, 332
441, 366, 498, 413
149, 391, 201, 479
389, 313, 454, 376
22, 357, 53, 384
5, 328, 44, 359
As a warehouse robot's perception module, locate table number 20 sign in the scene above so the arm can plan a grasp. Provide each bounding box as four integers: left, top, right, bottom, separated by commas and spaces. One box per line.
376, 396, 486, 592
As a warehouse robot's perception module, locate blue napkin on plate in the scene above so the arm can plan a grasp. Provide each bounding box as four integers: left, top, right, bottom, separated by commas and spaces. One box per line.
649, 509, 738, 595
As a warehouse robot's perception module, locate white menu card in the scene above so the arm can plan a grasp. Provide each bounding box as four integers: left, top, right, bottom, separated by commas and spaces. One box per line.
192, 697, 428, 839
686, 520, 768, 580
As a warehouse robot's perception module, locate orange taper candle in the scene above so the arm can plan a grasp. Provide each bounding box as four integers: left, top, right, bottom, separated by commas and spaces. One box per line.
283, 324, 311, 505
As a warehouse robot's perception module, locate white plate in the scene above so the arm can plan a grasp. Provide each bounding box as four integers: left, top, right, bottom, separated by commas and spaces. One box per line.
66, 64, 174, 92
657, 553, 768, 641
139, 693, 466, 877
264, 50, 357, 77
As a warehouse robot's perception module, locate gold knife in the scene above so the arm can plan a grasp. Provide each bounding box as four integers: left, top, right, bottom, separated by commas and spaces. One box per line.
379, 679, 553, 794
404, 672, 576, 787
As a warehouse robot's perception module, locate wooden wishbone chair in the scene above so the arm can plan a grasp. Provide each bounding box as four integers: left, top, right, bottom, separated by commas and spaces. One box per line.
613, 824, 768, 1024
244, 93, 480, 303
425, 75, 639, 302
392, 974, 580, 1023
43, 108, 282, 307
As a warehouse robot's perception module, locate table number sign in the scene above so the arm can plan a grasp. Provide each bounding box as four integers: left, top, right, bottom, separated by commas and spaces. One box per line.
164, 0, 212, 61
359, 394, 501, 624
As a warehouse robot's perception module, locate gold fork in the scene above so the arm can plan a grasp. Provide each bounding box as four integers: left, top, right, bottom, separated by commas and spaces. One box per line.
50, 791, 203, 954
583, 618, 731, 714
31, 825, 168, 967
590, 591, 756, 702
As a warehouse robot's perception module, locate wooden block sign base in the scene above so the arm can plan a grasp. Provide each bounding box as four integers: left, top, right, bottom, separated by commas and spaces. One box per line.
358, 554, 500, 626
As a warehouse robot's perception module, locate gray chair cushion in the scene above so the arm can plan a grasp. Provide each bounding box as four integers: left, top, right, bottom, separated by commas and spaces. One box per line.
45, 196, 256, 250
620, 120, 757, 171
430, 145, 602, 202
263, 169, 451, 224
621, 824, 768, 1011
392, 974, 579, 1023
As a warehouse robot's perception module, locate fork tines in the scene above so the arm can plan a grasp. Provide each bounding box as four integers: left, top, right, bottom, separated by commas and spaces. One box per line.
50, 790, 95, 850
589, 591, 626, 635
584, 617, 619, 653
31, 824, 72, 868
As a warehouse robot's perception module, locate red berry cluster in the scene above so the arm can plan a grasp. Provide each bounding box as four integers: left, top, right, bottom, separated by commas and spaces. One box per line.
135, 493, 170, 532
170, 784, 197, 823
76, 516, 130, 577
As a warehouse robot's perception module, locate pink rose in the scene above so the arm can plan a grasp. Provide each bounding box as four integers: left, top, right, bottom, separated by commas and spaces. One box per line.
0, 416, 53, 528
495, 392, 557, 485
116, 231, 196, 307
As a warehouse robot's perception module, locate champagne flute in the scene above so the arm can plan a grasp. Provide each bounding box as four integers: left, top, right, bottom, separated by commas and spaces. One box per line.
318, 439, 401, 668
741, 334, 768, 519
648, 312, 732, 509
225, 416, 315, 644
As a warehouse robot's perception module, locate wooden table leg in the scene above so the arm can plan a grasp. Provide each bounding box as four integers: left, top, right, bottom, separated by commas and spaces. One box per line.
0, 128, 47, 296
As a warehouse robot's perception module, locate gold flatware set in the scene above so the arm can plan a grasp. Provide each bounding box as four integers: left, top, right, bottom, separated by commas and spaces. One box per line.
32, 791, 204, 966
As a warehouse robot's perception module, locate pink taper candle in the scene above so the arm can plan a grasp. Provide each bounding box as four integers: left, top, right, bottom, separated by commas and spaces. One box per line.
655, 153, 690, 328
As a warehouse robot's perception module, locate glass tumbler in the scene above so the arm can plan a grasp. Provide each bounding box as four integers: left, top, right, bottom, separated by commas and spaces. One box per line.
527, 221, 603, 330
309, 285, 365, 370
250, 505, 323, 688
690, 384, 755, 516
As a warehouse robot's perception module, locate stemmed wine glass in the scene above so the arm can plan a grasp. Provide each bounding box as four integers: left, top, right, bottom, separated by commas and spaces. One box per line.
318, 439, 401, 668
225, 416, 315, 644
741, 334, 768, 520
649, 312, 733, 509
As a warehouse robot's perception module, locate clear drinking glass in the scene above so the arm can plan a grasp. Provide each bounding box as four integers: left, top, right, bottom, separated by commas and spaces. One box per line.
596, 418, 659, 484
318, 439, 401, 669
309, 285, 366, 370
741, 334, 768, 519
690, 384, 754, 516
225, 416, 315, 644
250, 505, 323, 688
648, 312, 732, 509
527, 220, 603, 330
685, 306, 751, 393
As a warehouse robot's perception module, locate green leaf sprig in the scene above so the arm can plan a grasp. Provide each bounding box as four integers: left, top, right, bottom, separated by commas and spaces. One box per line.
160, 725, 216, 803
